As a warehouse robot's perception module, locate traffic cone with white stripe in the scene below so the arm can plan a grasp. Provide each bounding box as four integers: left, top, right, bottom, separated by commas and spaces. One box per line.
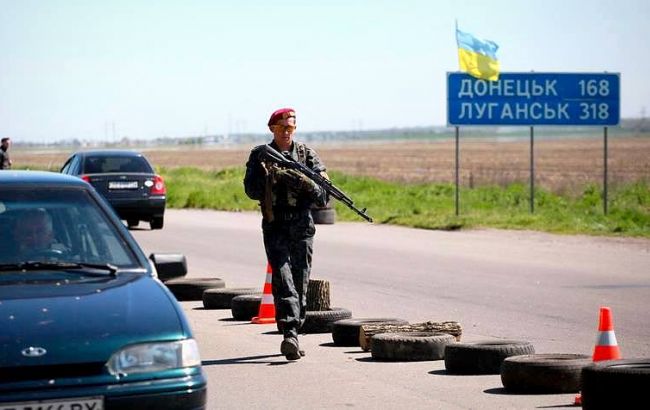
574, 306, 621, 405
252, 262, 276, 324
592, 306, 621, 361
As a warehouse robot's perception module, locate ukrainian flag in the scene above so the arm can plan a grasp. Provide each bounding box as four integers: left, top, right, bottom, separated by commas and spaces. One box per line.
456, 28, 500, 81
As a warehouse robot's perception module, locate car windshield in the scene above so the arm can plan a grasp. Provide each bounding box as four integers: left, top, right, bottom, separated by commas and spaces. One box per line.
0, 188, 141, 270
84, 155, 153, 174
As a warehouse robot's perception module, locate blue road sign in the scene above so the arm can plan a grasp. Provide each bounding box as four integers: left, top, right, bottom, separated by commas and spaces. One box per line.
447, 72, 620, 126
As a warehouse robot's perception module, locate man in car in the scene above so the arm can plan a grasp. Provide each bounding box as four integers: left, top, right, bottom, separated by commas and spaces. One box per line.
13, 209, 63, 258
0, 137, 12, 170
244, 108, 328, 360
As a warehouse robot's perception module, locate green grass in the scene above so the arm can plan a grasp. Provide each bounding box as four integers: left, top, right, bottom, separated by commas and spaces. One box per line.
161, 166, 650, 238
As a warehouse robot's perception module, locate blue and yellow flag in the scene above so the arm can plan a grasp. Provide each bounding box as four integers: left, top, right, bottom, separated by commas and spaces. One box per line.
456, 27, 500, 81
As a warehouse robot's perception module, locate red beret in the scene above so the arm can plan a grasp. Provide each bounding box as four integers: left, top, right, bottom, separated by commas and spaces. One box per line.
268, 108, 296, 127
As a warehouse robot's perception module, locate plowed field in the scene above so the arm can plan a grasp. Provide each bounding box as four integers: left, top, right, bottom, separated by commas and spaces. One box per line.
14, 136, 650, 193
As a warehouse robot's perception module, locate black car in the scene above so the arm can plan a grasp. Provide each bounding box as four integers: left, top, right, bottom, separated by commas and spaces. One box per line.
0, 171, 206, 409
61, 150, 166, 229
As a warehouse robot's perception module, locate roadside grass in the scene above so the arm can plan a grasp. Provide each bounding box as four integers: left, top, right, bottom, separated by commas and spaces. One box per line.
161, 167, 650, 238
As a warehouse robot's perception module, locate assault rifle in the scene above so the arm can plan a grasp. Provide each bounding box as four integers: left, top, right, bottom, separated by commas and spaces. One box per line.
259, 144, 373, 223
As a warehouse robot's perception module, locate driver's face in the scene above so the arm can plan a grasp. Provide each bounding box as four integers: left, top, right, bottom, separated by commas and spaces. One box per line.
15, 217, 53, 251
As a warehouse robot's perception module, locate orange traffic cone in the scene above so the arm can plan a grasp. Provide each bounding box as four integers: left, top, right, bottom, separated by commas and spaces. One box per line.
574, 306, 622, 405
592, 306, 621, 361
252, 262, 276, 324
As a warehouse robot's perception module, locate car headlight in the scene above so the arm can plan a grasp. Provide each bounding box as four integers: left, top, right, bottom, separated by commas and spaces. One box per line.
107, 339, 201, 376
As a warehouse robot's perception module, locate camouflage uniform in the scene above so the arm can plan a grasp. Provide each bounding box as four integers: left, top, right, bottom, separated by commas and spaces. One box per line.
244, 140, 327, 341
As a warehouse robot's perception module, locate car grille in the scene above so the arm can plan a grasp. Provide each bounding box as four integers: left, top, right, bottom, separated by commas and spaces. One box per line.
0, 362, 107, 383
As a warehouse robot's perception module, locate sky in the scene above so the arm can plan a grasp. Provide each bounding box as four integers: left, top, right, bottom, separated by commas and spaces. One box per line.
1, 0, 649, 142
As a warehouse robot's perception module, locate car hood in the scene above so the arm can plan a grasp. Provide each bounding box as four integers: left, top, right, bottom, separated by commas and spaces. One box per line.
0, 273, 185, 367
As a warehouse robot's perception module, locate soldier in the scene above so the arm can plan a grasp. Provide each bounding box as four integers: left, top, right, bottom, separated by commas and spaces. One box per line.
0, 137, 11, 170
244, 108, 328, 360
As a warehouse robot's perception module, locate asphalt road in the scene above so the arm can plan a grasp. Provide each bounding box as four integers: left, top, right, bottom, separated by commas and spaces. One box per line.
132, 209, 650, 409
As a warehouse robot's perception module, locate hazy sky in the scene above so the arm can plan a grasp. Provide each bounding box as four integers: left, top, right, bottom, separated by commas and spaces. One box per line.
2, 0, 649, 142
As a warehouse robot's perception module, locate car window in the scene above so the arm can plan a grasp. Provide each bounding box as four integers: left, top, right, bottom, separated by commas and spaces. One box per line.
0, 188, 141, 268
70, 155, 82, 174
84, 156, 153, 174
60, 158, 72, 174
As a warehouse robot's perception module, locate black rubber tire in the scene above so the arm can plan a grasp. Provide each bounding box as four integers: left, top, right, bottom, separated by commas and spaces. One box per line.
150, 216, 164, 230
164, 277, 226, 301
202, 287, 260, 309
371, 332, 456, 361
127, 219, 139, 228
311, 208, 336, 224
444, 340, 535, 374
149, 253, 187, 282
500, 354, 591, 393
300, 307, 352, 334
231, 294, 262, 321
581, 359, 650, 409
331, 318, 409, 347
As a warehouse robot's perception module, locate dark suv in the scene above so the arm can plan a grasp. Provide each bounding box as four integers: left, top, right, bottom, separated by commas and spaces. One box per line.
61, 150, 166, 229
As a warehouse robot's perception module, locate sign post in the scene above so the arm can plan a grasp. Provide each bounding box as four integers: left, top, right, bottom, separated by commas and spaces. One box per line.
447, 72, 620, 214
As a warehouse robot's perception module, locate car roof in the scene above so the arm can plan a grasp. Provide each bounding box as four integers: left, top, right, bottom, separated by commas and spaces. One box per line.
74, 149, 146, 158
0, 170, 90, 187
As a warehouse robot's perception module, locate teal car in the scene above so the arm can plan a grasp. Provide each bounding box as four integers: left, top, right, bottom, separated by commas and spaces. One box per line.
0, 171, 206, 410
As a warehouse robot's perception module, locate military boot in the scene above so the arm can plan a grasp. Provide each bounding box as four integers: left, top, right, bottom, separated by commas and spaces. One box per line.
280, 337, 301, 361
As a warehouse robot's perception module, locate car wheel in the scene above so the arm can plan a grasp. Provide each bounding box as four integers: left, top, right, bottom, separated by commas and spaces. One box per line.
150, 216, 164, 230
127, 219, 139, 228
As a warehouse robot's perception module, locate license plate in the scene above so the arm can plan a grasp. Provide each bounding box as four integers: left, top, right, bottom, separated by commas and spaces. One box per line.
108, 180, 138, 189
0, 396, 103, 410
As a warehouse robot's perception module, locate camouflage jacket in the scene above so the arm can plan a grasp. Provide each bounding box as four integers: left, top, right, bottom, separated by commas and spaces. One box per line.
244, 140, 328, 211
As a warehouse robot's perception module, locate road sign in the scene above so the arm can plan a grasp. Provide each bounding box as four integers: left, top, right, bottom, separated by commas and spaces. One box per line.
447, 72, 620, 126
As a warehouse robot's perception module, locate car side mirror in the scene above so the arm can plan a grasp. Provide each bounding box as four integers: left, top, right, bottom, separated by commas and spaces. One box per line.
149, 253, 187, 282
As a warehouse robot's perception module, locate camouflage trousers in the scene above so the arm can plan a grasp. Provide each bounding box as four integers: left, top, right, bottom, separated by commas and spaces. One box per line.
262, 211, 315, 339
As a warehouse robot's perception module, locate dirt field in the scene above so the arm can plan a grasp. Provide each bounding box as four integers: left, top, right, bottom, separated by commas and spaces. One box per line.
14, 136, 650, 194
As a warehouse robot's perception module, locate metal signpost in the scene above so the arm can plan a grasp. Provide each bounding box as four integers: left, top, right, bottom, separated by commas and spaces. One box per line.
447, 72, 620, 215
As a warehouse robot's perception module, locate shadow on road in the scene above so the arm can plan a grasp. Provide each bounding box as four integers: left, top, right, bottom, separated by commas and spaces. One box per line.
202, 353, 288, 366
427, 370, 453, 376
483, 387, 513, 395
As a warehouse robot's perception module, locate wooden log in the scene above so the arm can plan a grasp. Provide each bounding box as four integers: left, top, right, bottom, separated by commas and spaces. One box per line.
359, 321, 462, 351
306, 278, 330, 311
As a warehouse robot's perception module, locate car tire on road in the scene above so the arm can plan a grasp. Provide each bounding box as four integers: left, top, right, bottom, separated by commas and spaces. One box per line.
127, 219, 139, 228
150, 216, 164, 230
500, 354, 591, 393
231, 294, 262, 321
444, 340, 535, 374
164, 277, 226, 301
581, 358, 650, 409
371, 332, 456, 361
202, 288, 261, 309
332, 318, 409, 347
